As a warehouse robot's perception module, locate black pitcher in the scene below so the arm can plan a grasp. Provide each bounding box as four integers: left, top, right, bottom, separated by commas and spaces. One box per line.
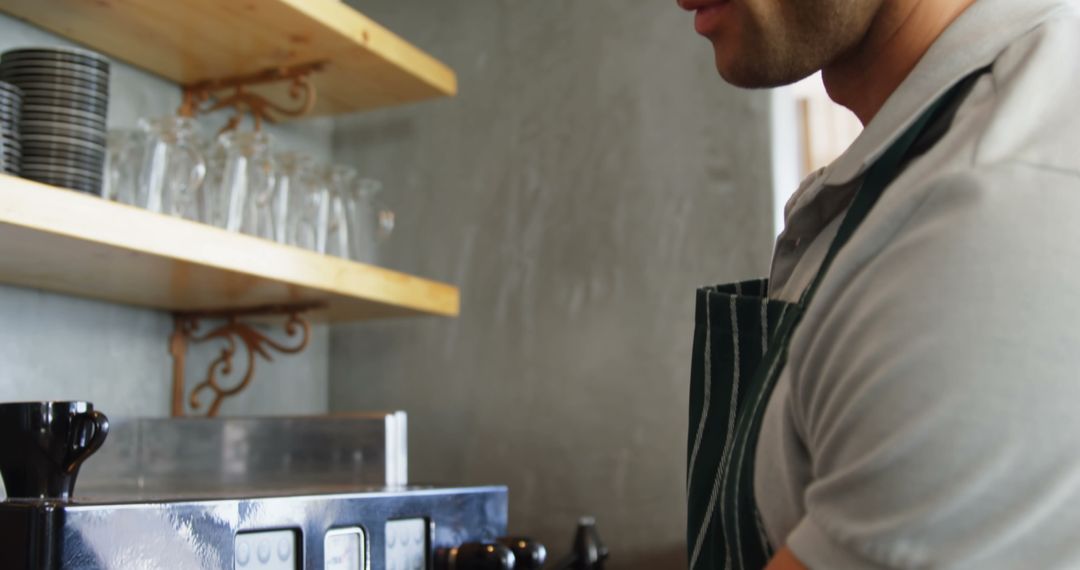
0, 401, 109, 500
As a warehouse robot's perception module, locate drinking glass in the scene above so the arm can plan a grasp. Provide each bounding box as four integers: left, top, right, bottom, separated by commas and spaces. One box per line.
136, 117, 206, 221
103, 129, 144, 206
274, 152, 317, 245
201, 134, 226, 223
321, 164, 354, 258
345, 178, 395, 264
286, 157, 328, 251
205, 130, 275, 233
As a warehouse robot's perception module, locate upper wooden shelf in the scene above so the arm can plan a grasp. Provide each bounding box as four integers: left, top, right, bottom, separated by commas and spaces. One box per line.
0, 0, 457, 117
0, 174, 459, 321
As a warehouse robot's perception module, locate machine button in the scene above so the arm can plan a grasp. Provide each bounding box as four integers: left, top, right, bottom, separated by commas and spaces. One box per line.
236, 542, 251, 567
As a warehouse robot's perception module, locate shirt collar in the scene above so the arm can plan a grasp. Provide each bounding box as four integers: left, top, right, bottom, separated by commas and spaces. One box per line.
819, 0, 1069, 187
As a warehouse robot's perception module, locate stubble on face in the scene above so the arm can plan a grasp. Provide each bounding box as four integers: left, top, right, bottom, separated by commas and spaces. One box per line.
709, 0, 885, 88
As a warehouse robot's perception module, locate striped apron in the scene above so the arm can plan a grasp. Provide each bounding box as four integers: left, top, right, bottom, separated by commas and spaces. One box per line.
686, 72, 984, 570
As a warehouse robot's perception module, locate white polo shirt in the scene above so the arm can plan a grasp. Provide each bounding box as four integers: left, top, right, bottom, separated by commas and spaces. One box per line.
755, 0, 1080, 567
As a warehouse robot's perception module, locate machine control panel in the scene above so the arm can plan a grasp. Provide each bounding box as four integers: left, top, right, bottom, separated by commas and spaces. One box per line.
235, 529, 298, 570
385, 518, 428, 570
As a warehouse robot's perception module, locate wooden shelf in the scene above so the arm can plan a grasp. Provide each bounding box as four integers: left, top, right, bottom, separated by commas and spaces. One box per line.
0, 0, 457, 117
0, 174, 459, 321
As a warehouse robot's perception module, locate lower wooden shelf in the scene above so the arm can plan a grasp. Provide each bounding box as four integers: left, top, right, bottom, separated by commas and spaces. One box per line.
0, 174, 459, 321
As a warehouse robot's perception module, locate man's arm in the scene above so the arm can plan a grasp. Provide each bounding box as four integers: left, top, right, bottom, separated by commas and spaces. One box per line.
765, 547, 808, 570
767, 165, 1080, 567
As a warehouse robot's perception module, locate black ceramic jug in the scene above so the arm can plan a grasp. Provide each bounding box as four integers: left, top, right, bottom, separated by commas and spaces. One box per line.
0, 401, 109, 500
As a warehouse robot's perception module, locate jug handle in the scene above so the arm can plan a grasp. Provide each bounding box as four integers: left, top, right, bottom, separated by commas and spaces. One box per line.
66, 410, 110, 473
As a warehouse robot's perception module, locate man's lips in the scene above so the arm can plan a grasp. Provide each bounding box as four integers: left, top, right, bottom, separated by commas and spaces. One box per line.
692, 0, 733, 35
678, 0, 727, 10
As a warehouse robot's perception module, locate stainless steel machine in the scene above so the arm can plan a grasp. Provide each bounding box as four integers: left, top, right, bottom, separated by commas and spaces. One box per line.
0, 409, 608, 570
0, 484, 508, 569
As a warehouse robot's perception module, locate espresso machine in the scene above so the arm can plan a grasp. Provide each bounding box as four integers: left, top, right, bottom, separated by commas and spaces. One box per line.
0, 402, 608, 570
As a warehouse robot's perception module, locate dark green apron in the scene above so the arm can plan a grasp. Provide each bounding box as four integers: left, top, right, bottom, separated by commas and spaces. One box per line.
686, 72, 985, 570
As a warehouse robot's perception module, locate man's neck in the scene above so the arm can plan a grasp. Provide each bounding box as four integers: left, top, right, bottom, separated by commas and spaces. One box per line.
822, 0, 977, 125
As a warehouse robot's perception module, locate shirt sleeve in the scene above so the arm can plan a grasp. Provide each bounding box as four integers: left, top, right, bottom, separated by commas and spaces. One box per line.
783, 163, 1080, 569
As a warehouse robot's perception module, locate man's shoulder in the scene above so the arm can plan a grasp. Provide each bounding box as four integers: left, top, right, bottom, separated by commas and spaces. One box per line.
847, 3, 1080, 248
968, 2, 1080, 175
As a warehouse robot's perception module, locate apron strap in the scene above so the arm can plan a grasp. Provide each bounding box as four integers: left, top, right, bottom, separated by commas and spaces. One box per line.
798, 67, 989, 308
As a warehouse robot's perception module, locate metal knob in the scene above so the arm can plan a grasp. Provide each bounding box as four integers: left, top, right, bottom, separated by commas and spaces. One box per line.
571, 517, 608, 569
496, 537, 547, 570
548, 517, 609, 570
434, 542, 516, 570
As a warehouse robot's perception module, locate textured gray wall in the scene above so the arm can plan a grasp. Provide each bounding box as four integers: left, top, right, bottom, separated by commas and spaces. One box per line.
328, 2, 775, 567
0, 14, 331, 420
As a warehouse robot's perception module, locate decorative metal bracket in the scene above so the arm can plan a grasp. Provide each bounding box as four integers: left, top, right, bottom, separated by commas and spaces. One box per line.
170, 304, 321, 417
179, 61, 327, 133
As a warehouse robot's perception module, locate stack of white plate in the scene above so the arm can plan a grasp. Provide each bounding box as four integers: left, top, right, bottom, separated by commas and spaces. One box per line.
0, 47, 110, 194
0, 81, 20, 175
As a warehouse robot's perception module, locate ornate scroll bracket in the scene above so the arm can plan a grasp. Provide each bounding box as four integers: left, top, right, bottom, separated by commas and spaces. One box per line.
170, 304, 322, 417
179, 61, 327, 133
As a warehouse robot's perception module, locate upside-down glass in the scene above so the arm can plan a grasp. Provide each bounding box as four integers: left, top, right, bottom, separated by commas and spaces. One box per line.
286, 157, 328, 251
321, 165, 354, 258
205, 131, 275, 233
241, 138, 279, 240
136, 117, 206, 221
345, 178, 394, 264
274, 152, 317, 245
201, 134, 226, 224
103, 129, 144, 206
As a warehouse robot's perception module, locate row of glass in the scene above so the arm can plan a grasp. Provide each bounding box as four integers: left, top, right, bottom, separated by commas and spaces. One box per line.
104, 116, 393, 263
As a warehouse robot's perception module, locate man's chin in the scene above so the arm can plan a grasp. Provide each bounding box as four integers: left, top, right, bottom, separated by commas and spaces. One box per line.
714, 50, 815, 89
715, 64, 772, 89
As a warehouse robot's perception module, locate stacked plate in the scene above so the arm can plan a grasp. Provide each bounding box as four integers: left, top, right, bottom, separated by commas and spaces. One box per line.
0, 47, 110, 194
0, 80, 20, 175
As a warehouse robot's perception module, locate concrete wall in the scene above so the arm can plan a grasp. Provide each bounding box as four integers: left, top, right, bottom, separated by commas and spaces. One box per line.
0, 15, 331, 419
328, 2, 775, 567
0, 5, 777, 564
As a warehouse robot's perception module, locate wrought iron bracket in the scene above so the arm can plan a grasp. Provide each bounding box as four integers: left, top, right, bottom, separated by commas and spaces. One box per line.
179, 61, 327, 133
170, 304, 321, 417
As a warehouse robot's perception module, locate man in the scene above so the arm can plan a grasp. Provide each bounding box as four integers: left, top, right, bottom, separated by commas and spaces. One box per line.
677, 0, 1080, 568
